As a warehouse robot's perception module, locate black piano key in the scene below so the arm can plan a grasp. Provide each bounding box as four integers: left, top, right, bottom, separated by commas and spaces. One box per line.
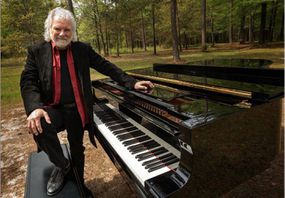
123, 135, 151, 146
106, 120, 128, 127
135, 147, 164, 161
112, 126, 138, 135
145, 156, 177, 171
99, 116, 120, 123
131, 143, 160, 155
117, 130, 144, 141
128, 140, 156, 151
146, 155, 178, 170
108, 122, 133, 131
142, 153, 173, 166
148, 157, 179, 173
105, 120, 123, 126
96, 112, 115, 117
101, 118, 121, 124
136, 147, 168, 161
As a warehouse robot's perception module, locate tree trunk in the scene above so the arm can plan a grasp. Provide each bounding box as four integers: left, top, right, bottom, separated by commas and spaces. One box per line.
141, 9, 147, 51
124, 30, 128, 48
239, 13, 246, 44
228, 0, 233, 44
183, 31, 188, 49
211, 13, 215, 46
201, 0, 207, 51
104, 0, 109, 56
94, 0, 106, 56
152, 3, 157, 55
279, 13, 284, 41
116, 31, 120, 57
93, 9, 101, 53
177, 7, 182, 52
105, 27, 109, 56
115, 3, 120, 57
66, 0, 79, 40
66, 0, 75, 15
170, 0, 180, 61
249, 13, 254, 43
259, 2, 267, 44
268, 0, 278, 42
129, 12, 134, 53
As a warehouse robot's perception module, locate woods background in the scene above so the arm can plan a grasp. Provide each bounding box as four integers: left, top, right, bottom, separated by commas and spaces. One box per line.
2, 0, 284, 61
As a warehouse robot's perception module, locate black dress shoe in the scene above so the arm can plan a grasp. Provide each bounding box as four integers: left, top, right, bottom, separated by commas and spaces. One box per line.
47, 163, 70, 196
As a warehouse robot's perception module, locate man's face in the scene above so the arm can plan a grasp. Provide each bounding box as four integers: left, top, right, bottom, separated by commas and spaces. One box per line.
51, 18, 73, 49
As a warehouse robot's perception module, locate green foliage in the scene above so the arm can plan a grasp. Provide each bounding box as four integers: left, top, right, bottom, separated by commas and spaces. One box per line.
1, 0, 57, 57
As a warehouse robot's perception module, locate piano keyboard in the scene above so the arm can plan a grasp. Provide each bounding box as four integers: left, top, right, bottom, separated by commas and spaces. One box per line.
93, 103, 180, 186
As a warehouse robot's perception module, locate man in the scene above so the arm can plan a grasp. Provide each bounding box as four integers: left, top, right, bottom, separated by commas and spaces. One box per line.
20, 7, 153, 197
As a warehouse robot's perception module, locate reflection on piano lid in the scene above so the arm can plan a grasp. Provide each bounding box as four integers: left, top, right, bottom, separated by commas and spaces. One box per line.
92, 62, 284, 198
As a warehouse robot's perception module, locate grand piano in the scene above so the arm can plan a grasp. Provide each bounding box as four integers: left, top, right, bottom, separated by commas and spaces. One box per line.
92, 59, 284, 197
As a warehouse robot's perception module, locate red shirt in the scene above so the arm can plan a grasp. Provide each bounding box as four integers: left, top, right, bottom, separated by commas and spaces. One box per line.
51, 42, 88, 127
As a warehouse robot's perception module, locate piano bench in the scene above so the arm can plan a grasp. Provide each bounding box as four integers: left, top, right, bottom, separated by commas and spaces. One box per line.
24, 144, 84, 198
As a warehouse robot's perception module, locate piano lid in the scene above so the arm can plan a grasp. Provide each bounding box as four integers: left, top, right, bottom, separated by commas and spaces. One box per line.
126, 59, 284, 100
121, 60, 283, 129
94, 59, 283, 130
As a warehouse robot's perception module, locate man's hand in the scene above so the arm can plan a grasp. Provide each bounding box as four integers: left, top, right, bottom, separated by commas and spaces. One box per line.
27, 108, 51, 136
134, 81, 154, 91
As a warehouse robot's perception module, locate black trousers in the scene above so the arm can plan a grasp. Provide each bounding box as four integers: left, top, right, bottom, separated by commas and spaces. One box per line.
33, 106, 85, 182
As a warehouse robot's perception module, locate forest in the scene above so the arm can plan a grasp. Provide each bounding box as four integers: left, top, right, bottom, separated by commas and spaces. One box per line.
1, 0, 284, 61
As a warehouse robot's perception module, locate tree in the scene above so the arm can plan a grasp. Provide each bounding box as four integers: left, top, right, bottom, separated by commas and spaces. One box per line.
228, 0, 233, 44
151, 3, 157, 55
141, 9, 147, 51
170, 0, 180, 61
268, 0, 279, 41
259, 1, 267, 44
248, 13, 254, 43
201, 0, 207, 51
67, 0, 75, 15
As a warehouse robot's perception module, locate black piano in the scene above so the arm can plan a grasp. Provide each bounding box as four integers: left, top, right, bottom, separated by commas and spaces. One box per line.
92, 60, 284, 197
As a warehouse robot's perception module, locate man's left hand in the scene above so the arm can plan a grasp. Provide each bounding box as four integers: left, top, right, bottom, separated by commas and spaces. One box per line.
134, 81, 154, 91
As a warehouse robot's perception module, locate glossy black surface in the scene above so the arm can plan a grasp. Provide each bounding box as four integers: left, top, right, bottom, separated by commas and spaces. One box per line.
189, 58, 273, 68
129, 66, 284, 97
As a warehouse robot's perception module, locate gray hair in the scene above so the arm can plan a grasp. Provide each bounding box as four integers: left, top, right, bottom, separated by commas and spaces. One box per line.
44, 7, 77, 42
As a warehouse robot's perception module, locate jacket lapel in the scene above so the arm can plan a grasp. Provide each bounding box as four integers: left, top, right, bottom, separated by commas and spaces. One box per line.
71, 43, 83, 87
40, 42, 53, 99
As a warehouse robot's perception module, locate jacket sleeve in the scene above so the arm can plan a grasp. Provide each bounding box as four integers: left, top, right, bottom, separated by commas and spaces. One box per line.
20, 46, 44, 115
88, 45, 137, 89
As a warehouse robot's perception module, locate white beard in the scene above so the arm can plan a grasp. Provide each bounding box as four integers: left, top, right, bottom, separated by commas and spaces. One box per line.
53, 37, 72, 49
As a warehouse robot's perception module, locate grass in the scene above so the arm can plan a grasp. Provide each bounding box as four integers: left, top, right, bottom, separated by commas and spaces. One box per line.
1, 45, 284, 107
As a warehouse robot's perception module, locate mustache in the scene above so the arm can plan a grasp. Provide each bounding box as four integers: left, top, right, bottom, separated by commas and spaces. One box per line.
55, 37, 68, 40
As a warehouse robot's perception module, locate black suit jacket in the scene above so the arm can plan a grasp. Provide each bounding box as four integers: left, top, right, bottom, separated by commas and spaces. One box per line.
20, 41, 136, 133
